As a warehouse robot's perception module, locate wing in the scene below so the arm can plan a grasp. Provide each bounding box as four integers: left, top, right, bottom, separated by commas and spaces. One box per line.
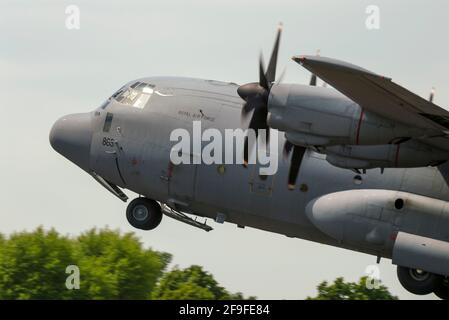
292, 55, 449, 134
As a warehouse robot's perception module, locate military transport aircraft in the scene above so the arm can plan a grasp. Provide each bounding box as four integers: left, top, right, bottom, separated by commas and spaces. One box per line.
50, 24, 449, 299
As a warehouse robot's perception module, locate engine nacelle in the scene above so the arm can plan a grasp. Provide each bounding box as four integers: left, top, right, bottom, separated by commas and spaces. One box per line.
306, 190, 449, 260
324, 140, 449, 170
268, 84, 431, 147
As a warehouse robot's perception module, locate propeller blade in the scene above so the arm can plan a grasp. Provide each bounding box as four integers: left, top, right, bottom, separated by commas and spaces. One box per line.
287, 145, 306, 190
243, 130, 270, 166
243, 106, 269, 165
283, 140, 294, 158
429, 87, 436, 103
243, 135, 251, 166
241, 93, 267, 120
248, 105, 268, 131
276, 67, 286, 85
266, 23, 283, 85
241, 102, 255, 120
259, 54, 269, 90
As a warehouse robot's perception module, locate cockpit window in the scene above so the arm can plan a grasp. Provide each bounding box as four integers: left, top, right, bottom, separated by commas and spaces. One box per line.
111, 86, 126, 99
113, 82, 155, 109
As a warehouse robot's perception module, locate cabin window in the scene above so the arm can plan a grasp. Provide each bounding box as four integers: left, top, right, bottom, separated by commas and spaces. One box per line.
103, 112, 113, 132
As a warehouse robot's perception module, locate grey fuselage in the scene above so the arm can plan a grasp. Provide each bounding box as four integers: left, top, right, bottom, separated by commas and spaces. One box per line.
54, 77, 449, 260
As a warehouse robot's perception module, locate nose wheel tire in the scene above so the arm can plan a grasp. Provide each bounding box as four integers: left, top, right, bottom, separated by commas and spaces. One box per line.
397, 266, 439, 295
126, 198, 162, 230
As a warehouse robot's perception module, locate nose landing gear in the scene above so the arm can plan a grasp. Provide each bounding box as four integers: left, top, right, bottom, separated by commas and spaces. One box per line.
126, 198, 162, 230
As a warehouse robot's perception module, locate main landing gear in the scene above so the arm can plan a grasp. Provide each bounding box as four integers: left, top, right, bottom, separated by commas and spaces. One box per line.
126, 198, 162, 230
397, 266, 449, 299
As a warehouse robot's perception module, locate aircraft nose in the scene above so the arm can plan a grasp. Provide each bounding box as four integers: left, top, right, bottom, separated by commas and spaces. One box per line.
50, 113, 93, 171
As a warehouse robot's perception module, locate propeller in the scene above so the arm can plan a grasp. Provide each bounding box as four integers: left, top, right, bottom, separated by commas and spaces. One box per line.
237, 23, 307, 190
238, 23, 283, 165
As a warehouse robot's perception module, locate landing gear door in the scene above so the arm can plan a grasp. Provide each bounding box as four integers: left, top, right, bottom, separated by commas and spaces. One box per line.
91, 112, 126, 187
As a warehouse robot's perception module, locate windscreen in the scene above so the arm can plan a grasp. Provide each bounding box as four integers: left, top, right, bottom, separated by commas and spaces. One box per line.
111, 81, 156, 109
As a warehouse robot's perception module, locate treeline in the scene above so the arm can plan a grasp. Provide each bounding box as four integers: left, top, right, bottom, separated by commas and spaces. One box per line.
0, 227, 398, 300
0, 227, 252, 300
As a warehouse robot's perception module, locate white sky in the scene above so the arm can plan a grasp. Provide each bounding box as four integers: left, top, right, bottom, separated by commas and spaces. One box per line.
2, 0, 448, 300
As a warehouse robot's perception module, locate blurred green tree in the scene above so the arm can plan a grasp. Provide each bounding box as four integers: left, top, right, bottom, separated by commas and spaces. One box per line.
75, 228, 171, 299
306, 277, 398, 300
152, 265, 255, 300
0, 227, 170, 299
0, 227, 77, 299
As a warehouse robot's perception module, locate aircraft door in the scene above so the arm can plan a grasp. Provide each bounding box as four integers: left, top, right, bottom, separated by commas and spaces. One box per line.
138, 143, 170, 201
91, 112, 127, 187
117, 139, 145, 191
167, 151, 197, 210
